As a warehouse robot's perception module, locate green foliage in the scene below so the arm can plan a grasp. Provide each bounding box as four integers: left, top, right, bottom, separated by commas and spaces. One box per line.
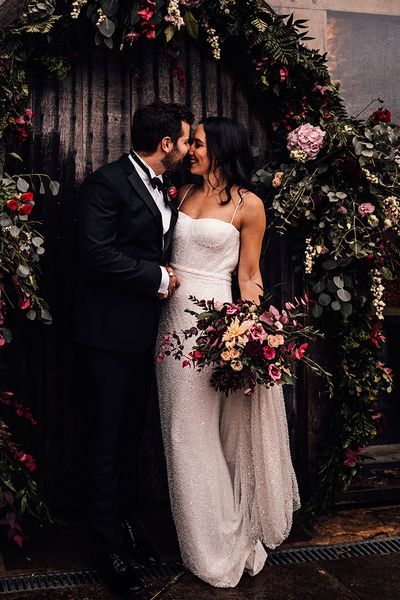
0, 0, 398, 518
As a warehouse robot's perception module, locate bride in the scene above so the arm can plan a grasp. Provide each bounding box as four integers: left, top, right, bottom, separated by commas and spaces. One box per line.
156, 116, 300, 588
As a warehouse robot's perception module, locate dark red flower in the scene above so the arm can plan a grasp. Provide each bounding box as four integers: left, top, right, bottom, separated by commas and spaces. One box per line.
18, 295, 31, 310
19, 204, 33, 216
6, 198, 19, 211
263, 346, 276, 360
279, 67, 289, 82
244, 341, 263, 359
370, 108, 392, 126
20, 192, 33, 203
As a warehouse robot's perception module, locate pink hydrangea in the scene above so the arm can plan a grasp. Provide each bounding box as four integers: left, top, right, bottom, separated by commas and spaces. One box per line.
358, 202, 375, 216
287, 123, 326, 161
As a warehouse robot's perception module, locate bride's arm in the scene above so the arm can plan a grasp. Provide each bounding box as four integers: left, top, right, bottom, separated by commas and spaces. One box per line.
237, 194, 266, 304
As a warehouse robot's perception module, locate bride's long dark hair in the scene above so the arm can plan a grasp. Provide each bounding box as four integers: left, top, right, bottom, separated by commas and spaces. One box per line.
201, 116, 255, 205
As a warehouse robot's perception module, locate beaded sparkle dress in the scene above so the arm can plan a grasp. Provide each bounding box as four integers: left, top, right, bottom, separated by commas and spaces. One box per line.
156, 201, 300, 588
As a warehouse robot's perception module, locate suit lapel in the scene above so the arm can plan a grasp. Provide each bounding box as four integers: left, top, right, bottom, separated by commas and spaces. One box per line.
120, 154, 163, 231
162, 200, 178, 260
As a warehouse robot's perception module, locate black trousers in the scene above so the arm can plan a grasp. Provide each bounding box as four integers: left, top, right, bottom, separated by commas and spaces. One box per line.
79, 345, 153, 553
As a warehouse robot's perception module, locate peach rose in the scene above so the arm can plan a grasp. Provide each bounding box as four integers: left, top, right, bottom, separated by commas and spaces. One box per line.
267, 334, 284, 348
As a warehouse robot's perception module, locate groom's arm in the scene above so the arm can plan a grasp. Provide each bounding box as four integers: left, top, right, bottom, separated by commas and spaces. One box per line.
77, 171, 162, 296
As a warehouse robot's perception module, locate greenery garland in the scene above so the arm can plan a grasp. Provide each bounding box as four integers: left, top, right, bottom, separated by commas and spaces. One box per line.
0, 0, 398, 527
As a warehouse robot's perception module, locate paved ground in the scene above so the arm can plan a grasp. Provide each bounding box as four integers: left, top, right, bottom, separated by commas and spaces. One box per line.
1, 504, 400, 600
2, 552, 400, 600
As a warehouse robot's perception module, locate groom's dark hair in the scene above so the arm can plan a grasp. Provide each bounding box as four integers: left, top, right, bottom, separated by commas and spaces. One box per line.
131, 101, 194, 154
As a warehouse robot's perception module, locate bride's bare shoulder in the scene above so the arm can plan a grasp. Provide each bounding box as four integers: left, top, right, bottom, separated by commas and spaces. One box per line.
238, 189, 265, 212
177, 183, 196, 201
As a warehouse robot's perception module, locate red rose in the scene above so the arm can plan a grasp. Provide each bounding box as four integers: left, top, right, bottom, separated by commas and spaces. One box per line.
263, 346, 276, 360
20, 192, 34, 203
370, 109, 392, 126
18, 295, 31, 310
6, 198, 19, 211
19, 203, 33, 216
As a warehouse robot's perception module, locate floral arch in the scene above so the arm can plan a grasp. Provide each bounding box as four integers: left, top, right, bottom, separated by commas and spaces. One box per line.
0, 0, 399, 542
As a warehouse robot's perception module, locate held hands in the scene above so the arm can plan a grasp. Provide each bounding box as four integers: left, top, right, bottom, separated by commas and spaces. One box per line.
158, 265, 180, 300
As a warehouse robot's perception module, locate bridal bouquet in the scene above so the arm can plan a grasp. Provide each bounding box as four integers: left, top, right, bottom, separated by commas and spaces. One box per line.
158, 294, 331, 396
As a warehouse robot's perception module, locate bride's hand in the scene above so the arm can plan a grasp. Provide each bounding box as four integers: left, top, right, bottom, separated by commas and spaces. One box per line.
166, 266, 180, 297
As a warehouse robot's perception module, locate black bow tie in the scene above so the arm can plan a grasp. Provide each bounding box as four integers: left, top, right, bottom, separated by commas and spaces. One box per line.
130, 151, 165, 193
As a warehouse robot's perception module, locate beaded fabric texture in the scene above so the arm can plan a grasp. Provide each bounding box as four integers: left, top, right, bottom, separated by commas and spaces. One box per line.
156, 210, 301, 588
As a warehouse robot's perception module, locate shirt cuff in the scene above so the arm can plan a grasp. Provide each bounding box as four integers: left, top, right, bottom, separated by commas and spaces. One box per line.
158, 266, 170, 294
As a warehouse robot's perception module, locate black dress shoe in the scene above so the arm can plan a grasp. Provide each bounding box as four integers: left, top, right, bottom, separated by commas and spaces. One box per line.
99, 551, 144, 598
122, 519, 160, 566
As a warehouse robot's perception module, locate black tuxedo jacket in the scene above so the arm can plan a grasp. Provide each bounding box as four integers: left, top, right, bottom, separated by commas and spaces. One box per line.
72, 154, 178, 354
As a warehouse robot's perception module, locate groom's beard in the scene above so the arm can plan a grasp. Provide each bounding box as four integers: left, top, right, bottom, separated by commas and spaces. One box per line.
162, 147, 186, 172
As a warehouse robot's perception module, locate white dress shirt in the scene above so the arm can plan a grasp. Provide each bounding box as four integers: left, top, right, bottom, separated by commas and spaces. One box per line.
128, 152, 171, 295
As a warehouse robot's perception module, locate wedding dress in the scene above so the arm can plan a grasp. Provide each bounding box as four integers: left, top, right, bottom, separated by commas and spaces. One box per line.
156, 194, 300, 588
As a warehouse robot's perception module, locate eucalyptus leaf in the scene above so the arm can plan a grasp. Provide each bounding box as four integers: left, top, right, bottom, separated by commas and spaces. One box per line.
322, 260, 337, 271
333, 275, 344, 288
16, 177, 29, 192
337, 288, 351, 302
318, 292, 331, 307
104, 36, 113, 49
16, 264, 30, 277
1, 328, 12, 343
331, 301, 341, 311
39, 181, 45, 194
26, 310, 37, 320
49, 180, 60, 195
9, 226, 20, 237
312, 280, 325, 293
312, 304, 323, 318
40, 308, 52, 323
327, 280, 338, 293
361, 148, 374, 157
341, 302, 353, 318
99, 18, 115, 38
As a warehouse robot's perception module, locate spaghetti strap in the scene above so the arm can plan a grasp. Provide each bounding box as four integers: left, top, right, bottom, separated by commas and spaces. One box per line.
230, 189, 250, 224
178, 184, 195, 209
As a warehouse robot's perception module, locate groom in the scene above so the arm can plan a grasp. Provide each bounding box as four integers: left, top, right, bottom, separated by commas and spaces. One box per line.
73, 101, 193, 598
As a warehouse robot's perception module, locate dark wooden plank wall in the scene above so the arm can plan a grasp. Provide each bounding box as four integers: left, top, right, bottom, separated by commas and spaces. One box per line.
10, 41, 304, 508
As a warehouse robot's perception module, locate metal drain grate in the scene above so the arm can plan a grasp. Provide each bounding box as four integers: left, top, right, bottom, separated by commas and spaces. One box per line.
0, 561, 185, 594
1, 539, 400, 594
267, 536, 400, 565
0, 569, 101, 593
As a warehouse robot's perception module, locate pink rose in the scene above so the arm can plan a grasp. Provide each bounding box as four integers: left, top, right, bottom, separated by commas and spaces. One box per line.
358, 202, 375, 216
226, 304, 240, 316
268, 364, 282, 381
336, 204, 348, 215
287, 123, 326, 161
249, 323, 267, 342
